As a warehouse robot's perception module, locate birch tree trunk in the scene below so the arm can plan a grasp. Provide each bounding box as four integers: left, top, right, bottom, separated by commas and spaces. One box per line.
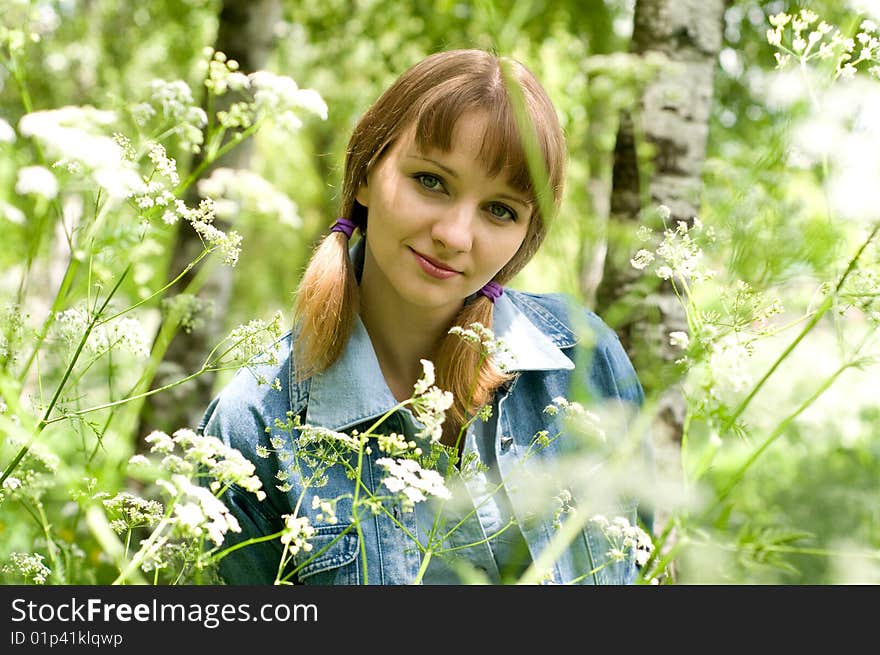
136, 0, 282, 446
594, 0, 727, 562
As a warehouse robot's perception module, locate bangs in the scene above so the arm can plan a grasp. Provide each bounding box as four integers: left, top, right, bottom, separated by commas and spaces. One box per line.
411, 80, 536, 196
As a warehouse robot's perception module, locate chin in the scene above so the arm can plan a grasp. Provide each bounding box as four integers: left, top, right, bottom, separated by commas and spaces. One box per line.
397, 282, 465, 312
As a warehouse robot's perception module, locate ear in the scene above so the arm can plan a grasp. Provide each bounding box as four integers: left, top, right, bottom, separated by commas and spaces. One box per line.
355, 181, 369, 208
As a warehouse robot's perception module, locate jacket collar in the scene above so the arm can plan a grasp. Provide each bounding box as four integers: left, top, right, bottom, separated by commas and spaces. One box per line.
303, 242, 573, 432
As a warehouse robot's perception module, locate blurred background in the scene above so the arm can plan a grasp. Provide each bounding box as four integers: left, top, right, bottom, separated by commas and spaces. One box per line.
1, 0, 878, 584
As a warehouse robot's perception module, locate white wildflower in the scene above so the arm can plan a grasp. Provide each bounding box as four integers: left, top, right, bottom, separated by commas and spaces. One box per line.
589, 514, 654, 568
311, 495, 338, 525
297, 424, 364, 452
147, 142, 180, 187
377, 457, 451, 508
0, 117, 15, 142
247, 71, 328, 131
2, 553, 51, 584
449, 321, 510, 365
280, 514, 315, 554
709, 333, 753, 393
411, 385, 453, 443
197, 168, 301, 228
630, 249, 655, 270
127, 454, 150, 467
102, 492, 164, 530
219, 310, 284, 366
413, 359, 435, 396
164, 474, 242, 546
144, 430, 175, 454
15, 165, 58, 199
669, 331, 690, 349
1, 202, 25, 224
18, 107, 145, 200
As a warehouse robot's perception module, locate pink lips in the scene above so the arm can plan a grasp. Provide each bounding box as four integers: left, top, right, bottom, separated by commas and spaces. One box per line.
410, 248, 461, 280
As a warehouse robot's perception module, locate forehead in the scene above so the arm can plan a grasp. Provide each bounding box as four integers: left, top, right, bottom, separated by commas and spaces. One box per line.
402, 111, 492, 161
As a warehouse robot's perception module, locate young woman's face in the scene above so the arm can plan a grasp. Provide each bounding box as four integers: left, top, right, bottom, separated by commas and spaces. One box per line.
357, 112, 533, 317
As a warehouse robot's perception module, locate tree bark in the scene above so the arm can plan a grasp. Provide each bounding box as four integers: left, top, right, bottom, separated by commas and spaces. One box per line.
594, 0, 727, 570
136, 0, 282, 447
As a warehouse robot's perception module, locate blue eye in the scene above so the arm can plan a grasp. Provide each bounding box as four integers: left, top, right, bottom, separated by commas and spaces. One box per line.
488, 203, 516, 222
415, 173, 443, 191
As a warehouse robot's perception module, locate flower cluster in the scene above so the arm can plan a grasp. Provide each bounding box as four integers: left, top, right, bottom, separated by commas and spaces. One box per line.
0, 440, 58, 506
125, 138, 180, 216
15, 165, 58, 200
51, 306, 150, 359
629, 206, 714, 285
588, 514, 654, 567
376, 457, 451, 509
409, 359, 454, 443
767, 10, 880, 79
449, 321, 511, 368
376, 432, 422, 457
295, 425, 365, 454
102, 491, 165, 535
140, 428, 265, 501
214, 310, 284, 368
311, 495, 338, 525
18, 106, 145, 201
132, 79, 207, 153
0, 302, 27, 366
543, 395, 586, 417
197, 167, 302, 228
279, 514, 315, 555
839, 267, 880, 324
160, 293, 214, 334
157, 474, 241, 547
539, 396, 605, 449
180, 198, 243, 266
199, 49, 327, 135
1, 552, 51, 584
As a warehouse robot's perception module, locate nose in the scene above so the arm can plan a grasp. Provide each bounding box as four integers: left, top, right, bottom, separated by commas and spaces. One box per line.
430, 202, 475, 253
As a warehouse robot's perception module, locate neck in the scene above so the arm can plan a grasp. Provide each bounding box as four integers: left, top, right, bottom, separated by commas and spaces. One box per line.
360, 305, 457, 403
359, 293, 460, 405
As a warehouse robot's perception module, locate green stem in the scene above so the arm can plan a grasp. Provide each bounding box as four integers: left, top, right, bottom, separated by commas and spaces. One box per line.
721, 223, 878, 434
97, 249, 210, 326
710, 360, 854, 514
1, 267, 130, 486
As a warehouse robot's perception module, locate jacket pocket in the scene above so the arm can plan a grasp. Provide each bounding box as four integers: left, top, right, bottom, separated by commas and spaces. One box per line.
294, 524, 360, 585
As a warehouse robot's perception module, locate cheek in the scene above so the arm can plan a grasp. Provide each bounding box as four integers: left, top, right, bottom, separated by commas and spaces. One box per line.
478, 231, 525, 274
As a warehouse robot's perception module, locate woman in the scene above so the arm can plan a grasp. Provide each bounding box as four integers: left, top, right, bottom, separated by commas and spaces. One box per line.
199, 49, 651, 585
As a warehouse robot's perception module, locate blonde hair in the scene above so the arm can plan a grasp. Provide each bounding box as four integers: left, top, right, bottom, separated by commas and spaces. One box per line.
293, 49, 566, 429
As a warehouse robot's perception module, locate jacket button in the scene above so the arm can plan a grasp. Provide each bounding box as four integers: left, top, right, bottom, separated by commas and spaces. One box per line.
500, 435, 513, 451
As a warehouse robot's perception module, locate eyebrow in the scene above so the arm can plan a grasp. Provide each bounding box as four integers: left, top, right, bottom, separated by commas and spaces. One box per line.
405, 154, 533, 208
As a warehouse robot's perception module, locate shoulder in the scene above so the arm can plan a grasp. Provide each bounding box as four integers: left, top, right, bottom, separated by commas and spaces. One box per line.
505, 288, 619, 350
198, 331, 297, 451
505, 289, 643, 405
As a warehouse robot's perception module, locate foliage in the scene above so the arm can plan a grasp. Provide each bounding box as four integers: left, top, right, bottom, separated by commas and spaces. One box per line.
0, 0, 878, 585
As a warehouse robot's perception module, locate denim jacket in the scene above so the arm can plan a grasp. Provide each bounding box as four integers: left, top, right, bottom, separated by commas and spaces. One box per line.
199, 288, 648, 585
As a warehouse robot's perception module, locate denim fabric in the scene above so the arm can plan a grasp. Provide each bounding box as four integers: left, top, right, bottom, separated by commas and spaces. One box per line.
199, 283, 648, 585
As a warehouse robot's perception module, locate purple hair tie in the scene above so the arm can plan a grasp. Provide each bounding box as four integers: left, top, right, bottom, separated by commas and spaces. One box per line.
477, 281, 503, 303
330, 217, 357, 239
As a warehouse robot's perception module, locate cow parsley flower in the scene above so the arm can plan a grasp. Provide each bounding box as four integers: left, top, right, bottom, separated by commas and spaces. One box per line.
589, 514, 654, 567
0, 117, 15, 142
18, 106, 146, 200
197, 167, 301, 228
2, 552, 51, 584
15, 165, 57, 199
377, 457, 451, 509
280, 514, 315, 554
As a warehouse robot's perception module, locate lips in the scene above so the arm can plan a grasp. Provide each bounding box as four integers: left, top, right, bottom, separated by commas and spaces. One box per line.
410, 248, 461, 280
